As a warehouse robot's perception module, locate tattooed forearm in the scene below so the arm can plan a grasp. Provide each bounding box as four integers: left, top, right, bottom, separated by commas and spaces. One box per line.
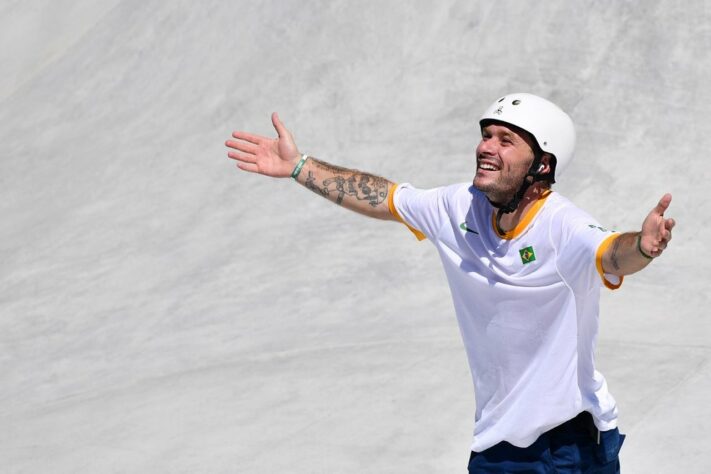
603, 231, 655, 277
310, 158, 353, 175
304, 170, 330, 197
355, 174, 389, 207
610, 233, 623, 271
303, 160, 389, 207
295, 156, 396, 220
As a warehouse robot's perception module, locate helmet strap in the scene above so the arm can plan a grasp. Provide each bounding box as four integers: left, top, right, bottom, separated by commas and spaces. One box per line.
487, 153, 546, 215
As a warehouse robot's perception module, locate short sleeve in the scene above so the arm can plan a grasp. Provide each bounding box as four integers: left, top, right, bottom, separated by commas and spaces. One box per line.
553, 209, 624, 291
388, 183, 448, 241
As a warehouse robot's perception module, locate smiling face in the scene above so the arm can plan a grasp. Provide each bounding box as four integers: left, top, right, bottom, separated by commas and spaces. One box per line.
473, 122, 541, 204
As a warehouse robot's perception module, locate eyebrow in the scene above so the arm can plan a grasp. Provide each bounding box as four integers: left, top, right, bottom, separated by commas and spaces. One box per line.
498, 130, 519, 142
482, 126, 523, 144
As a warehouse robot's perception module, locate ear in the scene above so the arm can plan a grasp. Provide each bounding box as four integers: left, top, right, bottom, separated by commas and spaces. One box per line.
537, 154, 553, 175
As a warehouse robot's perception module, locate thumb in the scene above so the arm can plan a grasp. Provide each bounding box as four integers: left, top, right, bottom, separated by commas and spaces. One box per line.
271, 112, 288, 138
652, 193, 672, 216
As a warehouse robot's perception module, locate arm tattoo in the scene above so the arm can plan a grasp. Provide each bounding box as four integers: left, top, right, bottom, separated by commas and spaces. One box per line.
304, 159, 389, 207
610, 234, 622, 271
310, 159, 353, 175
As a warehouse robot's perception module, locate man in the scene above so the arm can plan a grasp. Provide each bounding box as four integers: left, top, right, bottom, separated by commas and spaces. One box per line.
225, 93, 674, 473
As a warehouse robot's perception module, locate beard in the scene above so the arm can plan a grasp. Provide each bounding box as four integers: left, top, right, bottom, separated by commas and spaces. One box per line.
472, 168, 528, 205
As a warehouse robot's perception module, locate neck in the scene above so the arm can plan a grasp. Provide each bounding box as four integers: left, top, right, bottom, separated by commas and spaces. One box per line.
493, 184, 550, 234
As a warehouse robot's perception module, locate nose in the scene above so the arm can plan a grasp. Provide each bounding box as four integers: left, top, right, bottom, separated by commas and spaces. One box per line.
477, 137, 497, 157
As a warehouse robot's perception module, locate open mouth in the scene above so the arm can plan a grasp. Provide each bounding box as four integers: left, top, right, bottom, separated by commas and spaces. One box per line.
477, 161, 500, 172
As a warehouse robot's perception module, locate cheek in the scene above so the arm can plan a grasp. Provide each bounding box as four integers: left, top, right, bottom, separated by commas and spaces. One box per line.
499, 152, 515, 172
503, 150, 533, 173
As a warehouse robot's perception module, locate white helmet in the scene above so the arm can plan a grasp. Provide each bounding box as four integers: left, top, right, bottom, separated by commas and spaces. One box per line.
479, 93, 576, 178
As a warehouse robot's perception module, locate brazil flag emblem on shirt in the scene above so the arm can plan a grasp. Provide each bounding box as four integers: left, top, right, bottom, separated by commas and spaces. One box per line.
519, 246, 536, 264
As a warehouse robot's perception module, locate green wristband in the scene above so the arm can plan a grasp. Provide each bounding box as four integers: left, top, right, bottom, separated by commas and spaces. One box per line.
291, 154, 308, 180
636, 234, 654, 259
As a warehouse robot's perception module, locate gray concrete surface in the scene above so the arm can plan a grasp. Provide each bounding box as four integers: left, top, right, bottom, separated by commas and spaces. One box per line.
1, 1, 709, 472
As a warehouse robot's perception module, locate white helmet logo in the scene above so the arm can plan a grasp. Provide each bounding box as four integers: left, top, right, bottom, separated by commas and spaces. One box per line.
494, 106, 503, 115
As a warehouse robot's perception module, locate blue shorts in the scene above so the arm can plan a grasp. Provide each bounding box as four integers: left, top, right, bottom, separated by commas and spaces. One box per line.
467, 412, 625, 473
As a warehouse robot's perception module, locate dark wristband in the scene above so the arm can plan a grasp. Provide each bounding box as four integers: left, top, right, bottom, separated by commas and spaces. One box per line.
636, 234, 654, 259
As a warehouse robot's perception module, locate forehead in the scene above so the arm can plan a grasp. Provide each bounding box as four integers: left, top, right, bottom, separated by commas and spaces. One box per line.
480, 120, 537, 148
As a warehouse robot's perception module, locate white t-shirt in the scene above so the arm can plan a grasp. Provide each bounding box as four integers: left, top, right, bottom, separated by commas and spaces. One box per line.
389, 182, 623, 452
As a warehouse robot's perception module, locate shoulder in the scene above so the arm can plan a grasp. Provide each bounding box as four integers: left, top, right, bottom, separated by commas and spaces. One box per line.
437, 182, 472, 197
544, 192, 613, 246
449, 182, 477, 201
396, 182, 472, 202
544, 192, 595, 224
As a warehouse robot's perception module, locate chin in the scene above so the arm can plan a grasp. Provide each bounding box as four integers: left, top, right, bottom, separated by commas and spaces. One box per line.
473, 179, 510, 203
472, 175, 492, 193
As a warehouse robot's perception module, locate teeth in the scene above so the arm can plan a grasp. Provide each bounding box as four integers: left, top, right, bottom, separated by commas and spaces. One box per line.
479, 163, 499, 171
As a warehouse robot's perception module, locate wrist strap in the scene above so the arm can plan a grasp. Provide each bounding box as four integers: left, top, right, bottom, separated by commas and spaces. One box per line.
636, 234, 654, 259
291, 154, 308, 180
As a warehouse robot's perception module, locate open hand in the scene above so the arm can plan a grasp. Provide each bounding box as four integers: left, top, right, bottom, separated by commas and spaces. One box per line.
640, 193, 675, 257
226, 112, 301, 178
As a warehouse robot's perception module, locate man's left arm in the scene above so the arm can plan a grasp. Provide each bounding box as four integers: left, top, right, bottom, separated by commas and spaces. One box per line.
602, 193, 676, 276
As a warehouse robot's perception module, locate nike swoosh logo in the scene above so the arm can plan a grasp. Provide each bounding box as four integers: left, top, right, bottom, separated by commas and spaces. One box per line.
459, 222, 479, 234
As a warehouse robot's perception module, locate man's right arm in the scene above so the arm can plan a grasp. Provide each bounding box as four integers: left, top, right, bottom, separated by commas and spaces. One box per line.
293, 156, 395, 220
225, 112, 397, 221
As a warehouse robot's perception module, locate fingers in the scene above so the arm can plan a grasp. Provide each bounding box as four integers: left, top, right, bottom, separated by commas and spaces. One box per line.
662, 217, 674, 243
229, 149, 261, 173
237, 161, 259, 173
231, 131, 264, 144
652, 193, 672, 216
227, 150, 256, 164
271, 112, 288, 138
652, 217, 675, 255
225, 138, 258, 155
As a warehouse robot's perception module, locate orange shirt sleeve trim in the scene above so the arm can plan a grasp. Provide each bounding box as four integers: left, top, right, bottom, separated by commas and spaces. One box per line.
595, 233, 624, 290
388, 184, 427, 241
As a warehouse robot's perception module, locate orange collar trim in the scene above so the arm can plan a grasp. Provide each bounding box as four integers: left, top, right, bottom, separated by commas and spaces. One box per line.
491, 189, 552, 240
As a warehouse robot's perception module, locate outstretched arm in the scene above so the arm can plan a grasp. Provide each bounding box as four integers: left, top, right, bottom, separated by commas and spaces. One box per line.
225, 113, 397, 221
601, 194, 676, 276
